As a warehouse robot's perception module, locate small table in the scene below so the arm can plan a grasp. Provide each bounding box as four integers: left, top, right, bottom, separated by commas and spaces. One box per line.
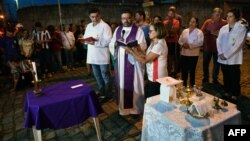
23, 80, 103, 141
141, 94, 241, 141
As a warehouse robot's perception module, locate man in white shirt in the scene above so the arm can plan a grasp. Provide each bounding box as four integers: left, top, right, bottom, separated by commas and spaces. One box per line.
83, 8, 112, 102
109, 10, 147, 116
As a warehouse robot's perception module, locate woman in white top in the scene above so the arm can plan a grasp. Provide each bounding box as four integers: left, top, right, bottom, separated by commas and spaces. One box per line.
125, 22, 168, 99
178, 17, 204, 86
217, 8, 247, 102
61, 25, 75, 70
20, 29, 34, 59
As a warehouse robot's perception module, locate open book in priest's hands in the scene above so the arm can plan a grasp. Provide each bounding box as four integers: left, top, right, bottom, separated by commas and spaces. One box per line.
78, 37, 97, 43
116, 40, 138, 48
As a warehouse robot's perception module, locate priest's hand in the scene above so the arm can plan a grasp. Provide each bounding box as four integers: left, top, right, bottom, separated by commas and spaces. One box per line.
85, 41, 95, 45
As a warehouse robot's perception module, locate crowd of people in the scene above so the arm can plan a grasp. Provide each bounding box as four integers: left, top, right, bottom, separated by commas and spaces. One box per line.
0, 6, 248, 118
0, 19, 89, 90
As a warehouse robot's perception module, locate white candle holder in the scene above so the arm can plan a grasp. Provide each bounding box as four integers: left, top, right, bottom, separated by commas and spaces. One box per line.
32, 79, 42, 96
157, 77, 183, 103
30, 61, 42, 96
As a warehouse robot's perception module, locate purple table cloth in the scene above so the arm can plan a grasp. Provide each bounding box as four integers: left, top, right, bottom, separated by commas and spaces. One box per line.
23, 80, 103, 130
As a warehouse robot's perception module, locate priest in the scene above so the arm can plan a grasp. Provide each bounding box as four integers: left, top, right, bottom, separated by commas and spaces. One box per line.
109, 10, 147, 116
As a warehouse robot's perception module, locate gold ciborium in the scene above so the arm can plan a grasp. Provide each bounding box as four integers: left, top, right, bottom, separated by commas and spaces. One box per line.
186, 86, 192, 98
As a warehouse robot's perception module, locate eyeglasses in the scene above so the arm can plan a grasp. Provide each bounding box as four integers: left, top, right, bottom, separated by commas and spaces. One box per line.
149, 30, 155, 33
227, 15, 234, 18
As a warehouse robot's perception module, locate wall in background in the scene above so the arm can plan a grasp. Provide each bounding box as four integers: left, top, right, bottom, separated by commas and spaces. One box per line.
17, 0, 250, 30
17, 0, 226, 30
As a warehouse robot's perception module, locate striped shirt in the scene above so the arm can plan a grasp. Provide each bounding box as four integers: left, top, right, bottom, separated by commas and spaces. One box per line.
32, 30, 51, 49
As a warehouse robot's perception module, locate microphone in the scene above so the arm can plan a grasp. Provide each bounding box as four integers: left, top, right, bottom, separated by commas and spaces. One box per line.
122, 30, 125, 39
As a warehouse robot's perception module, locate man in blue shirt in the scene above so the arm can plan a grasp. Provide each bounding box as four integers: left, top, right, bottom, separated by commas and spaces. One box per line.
0, 26, 20, 63
0, 26, 20, 88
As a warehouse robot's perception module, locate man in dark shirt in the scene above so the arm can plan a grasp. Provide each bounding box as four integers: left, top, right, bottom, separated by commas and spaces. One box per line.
48, 25, 63, 72
1, 27, 20, 63
201, 7, 227, 85
0, 26, 20, 88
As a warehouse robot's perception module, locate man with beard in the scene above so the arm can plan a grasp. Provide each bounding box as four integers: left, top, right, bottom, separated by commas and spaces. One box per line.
109, 10, 147, 117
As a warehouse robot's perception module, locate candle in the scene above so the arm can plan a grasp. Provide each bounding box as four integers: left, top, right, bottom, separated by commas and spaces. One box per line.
31, 62, 38, 81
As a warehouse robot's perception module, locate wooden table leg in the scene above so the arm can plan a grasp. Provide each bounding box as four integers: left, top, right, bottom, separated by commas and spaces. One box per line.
32, 126, 42, 141
93, 117, 102, 141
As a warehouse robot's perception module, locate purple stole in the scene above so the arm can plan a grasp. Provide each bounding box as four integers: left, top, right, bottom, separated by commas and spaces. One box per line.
114, 24, 138, 109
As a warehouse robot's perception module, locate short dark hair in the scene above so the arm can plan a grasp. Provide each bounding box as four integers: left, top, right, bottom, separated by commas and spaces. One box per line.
22, 28, 29, 33
34, 22, 42, 28
169, 6, 176, 12
213, 7, 223, 14
80, 19, 85, 23
190, 17, 199, 28
136, 10, 146, 20
153, 16, 162, 21
88, 8, 100, 15
22, 29, 30, 36
47, 25, 55, 33
168, 9, 176, 14
228, 8, 241, 21
121, 9, 133, 17
152, 22, 166, 39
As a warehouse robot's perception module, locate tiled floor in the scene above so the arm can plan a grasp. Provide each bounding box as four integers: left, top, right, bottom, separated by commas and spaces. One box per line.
0, 49, 250, 141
